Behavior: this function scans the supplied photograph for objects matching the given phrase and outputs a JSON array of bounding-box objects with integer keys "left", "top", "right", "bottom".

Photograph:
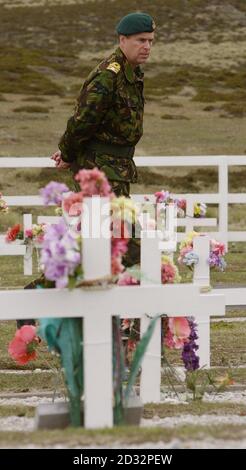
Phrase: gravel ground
[
  {"left": 141, "top": 414, "right": 246, "bottom": 428},
  {"left": 0, "top": 396, "right": 65, "bottom": 406},
  {"left": 211, "top": 317, "right": 246, "bottom": 322},
  {"left": 0, "top": 390, "right": 246, "bottom": 407},
  {"left": 0, "top": 414, "right": 246, "bottom": 449},
  {"left": 1, "top": 438, "right": 246, "bottom": 449},
  {"left": 160, "top": 390, "right": 246, "bottom": 404},
  {"left": 1, "top": 439, "right": 246, "bottom": 449},
  {"left": 1, "top": 412, "right": 246, "bottom": 433}
]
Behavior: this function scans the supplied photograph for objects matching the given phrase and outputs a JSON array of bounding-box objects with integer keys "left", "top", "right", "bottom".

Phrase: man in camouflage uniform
[
  {"left": 18, "top": 14, "right": 155, "bottom": 330},
  {"left": 51, "top": 12, "right": 155, "bottom": 197}
]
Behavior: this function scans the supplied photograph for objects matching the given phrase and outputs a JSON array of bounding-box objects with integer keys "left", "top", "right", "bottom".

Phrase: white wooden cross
[
  {"left": 0, "top": 197, "right": 225, "bottom": 428},
  {"left": 138, "top": 231, "right": 224, "bottom": 404}
]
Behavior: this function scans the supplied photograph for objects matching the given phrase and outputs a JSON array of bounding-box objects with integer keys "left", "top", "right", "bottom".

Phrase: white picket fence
[
  {"left": 2, "top": 154, "right": 246, "bottom": 245},
  {"left": 2, "top": 154, "right": 246, "bottom": 273},
  {"left": 0, "top": 197, "right": 225, "bottom": 428}
]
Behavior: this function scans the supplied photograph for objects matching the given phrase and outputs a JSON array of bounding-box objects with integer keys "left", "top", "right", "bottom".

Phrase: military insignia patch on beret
[{"left": 107, "top": 62, "right": 121, "bottom": 74}]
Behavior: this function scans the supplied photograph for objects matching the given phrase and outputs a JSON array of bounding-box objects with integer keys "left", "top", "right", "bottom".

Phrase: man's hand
[{"left": 51, "top": 150, "right": 70, "bottom": 169}]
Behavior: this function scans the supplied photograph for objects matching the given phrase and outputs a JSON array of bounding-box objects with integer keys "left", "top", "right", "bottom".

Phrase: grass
[
  {"left": 0, "top": 423, "right": 246, "bottom": 448},
  {"left": 211, "top": 321, "right": 246, "bottom": 366},
  {"left": 0, "top": 370, "right": 64, "bottom": 393},
  {"left": 0, "top": 405, "right": 35, "bottom": 418},
  {"left": 12, "top": 106, "right": 50, "bottom": 114},
  {"left": 0, "top": 46, "right": 65, "bottom": 96},
  {"left": 144, "top": 401, "right": 246, "bottom": 418},
  {"left": 222, "top": 308, "right": 246, "bottom": 318},
  {"left": 1, "top": 401, "right": 245, "bottom": 420}
]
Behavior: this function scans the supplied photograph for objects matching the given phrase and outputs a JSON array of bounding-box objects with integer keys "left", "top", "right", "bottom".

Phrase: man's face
[{"left": 119, "top": 32, "right": 154, "bottom": 67}]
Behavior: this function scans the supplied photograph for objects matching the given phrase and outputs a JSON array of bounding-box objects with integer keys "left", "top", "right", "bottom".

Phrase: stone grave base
[{"left": 36, "top": 396, "right": 143, "bottom": 429}]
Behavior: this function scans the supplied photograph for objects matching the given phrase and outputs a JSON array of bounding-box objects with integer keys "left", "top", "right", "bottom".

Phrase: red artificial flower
[
  {"left": 8, "top": 325, "right": 40, "bottom": 365},
  {"left": 5, "top": 224, "right": 22, "bottom": 242}
]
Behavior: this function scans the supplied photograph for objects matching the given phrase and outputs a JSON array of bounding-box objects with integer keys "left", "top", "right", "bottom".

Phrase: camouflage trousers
[{"left": 109, "top": 180, "right": 130, "bottom": 197}]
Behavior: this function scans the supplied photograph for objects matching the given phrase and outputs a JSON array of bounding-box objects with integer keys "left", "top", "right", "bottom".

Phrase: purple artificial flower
[
  {"left": 181, "top": 317, "right": 200, "bottom": 371},
  {"left": 40, "top": 181, "right": 69, "bottom": 206},
  {"left": 40, "top": 220, "right": 81, "bottom": 288},
  {"left": 209, "top": 253, "right": 226, "bottom": 271}
]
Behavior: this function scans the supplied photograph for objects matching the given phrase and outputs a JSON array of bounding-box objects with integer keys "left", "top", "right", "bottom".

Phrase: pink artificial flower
[
  {"left": 24, "top": 229, "right": 33, "bottom": 239},
  {"left": 8, "top": 325, "right": 40, "bottom": 365},
  {"left": 164, "top": 329, "right": 177, "bottom": 349},
  {"left": 63, "top": 192, "right": 83, "bottom": 216},
  {"left": 5, "top": 224, "right": 22, "bottom": 242},
  {"left": 111, "top": 256, "right": 124, "bottom": 275},
  {"left": 111, "top": 220, "right": 129, "bottom": 258},
  {"left": 75, "top": 168, "right": 113, "bottom": 197},
  {"left": 112, "top": 237, "right": 128, "bottom": 258},
  {"left": 177, "top": 199, "right": 186, "bottom": 211},
  {"left": 118, "top": 272, "right": 140, "bottom": 286},
  {"left": 161, "top": 262, "right": 176, "bottom": 284},
  {"left": 35, "top": 234, "right": 45, "bottom": 243},
  {"left": 155, "top": 190, "right": 170, "bottom": 204},
  {"left": 210, "top": 239, "right": 225, "bottom": 256},
  {"left": 164, "top": 317, "right": 191, "bottom": 350}
]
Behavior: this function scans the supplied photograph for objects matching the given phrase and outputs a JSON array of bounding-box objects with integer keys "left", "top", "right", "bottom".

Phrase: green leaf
[{"left": 124, "top": 314, "right": 160, "bottom": 403}]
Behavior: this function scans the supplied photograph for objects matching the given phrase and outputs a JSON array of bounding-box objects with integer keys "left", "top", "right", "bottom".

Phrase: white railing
[{"left": 0, "top": 197, "right": 225, "bottom": 428}]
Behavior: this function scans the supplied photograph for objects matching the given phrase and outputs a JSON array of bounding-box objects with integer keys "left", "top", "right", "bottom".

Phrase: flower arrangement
[
  {"left": 154, "top": 190, "right": 186, "bottom": 217},
  {"left": 5, "top": 223, "right": 47, "bottom": 246},
  {"left": 153, "top": 190, "right": 207, "bottom": 218},
  {"left": 178, "top": 231, "right": 226, "bottom": 271},
  {"left": 0, "top": 193, "right": 8, "bottom": 214},
  {"left": 8, "top": 325, "right": 40, "bottom": 365},
  {"left": 39, "top": 170, "right": 132, "bottom": 289}
]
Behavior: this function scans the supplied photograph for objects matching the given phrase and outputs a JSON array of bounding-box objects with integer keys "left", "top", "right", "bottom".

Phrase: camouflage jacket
[{"left": 59, "top": 47, "right": 145, "bottom": 182}]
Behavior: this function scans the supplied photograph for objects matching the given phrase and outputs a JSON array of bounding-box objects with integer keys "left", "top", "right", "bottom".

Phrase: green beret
[{"left": 116, "top": 12, "right": 156, "bottom": 36}]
